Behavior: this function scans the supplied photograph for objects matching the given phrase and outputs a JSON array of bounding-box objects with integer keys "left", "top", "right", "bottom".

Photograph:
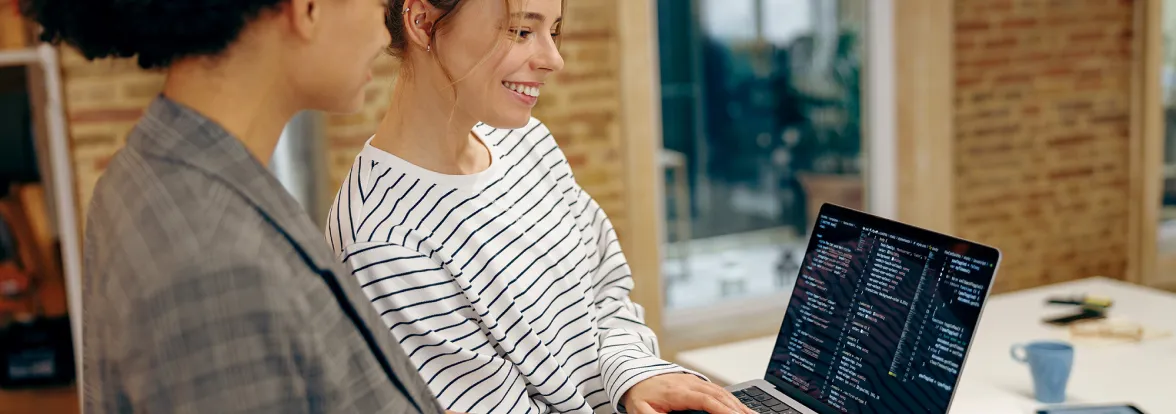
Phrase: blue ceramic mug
[{"left": 1010, "top": 341, "right": 1074, "bottom": 403}]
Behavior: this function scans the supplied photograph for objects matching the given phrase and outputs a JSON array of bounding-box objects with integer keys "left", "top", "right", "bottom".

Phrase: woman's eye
[{"left": 509, "top": 29, "right": 533, "bottom": 40}]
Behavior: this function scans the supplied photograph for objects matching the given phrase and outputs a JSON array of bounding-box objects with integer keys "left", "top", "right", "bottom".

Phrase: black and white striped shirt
[{"left": 326, "top": 118, "right": 694, "bottom": 414}]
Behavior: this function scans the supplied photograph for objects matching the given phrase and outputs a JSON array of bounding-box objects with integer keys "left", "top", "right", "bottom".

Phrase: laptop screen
[{"left": 765, "top": 204, "right": 1000, "bottom": 414}]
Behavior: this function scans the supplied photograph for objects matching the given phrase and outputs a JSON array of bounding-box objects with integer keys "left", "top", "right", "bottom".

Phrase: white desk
[{"left": 674, "top": 277, "right": 1176, "bottom": 413}]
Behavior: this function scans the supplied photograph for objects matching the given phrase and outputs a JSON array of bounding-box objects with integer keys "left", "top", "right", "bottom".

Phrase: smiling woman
[
  {"left": 324, "top": 0, "right": 754, "bottom": 413},
  {"left": 384, "top": 0, "right": 566, "bottom": 130}
]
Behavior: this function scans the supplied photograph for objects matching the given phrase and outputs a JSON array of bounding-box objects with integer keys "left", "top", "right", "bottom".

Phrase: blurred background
[{"left": 1, "top": 0, "right": 1175, "bottom": 412}]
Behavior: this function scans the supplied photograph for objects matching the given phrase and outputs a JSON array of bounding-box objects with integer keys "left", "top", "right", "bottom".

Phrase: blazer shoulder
[{"left": 86, "top": 149, "right": 290, "bottom": 292}]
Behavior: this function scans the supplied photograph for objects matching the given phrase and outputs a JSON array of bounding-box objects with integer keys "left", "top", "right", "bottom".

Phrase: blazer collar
[{"left": 127, "top": 96, "right": 337, "bottom": 271}]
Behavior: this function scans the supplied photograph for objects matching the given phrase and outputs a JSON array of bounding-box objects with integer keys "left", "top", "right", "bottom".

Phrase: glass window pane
[
  {"left": 762, "top": 0, "right": 813, "bottom": 46},
  {"left": 658, "top": 0, "right": 867, "bottom": 310},
  {"left": 1160, "top": 0, "right": 1176, "bottom": 280},
  {"left": 700, "top": 0, "right": 758, "bottom": 42}
]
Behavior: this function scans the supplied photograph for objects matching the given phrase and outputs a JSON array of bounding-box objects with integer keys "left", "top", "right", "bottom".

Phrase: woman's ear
[
  {"left": 287, "top": 0, "right": 320, "bottom": 41},
  {"left": 402, "top": 0, "right": 439, "bottom": 52}
]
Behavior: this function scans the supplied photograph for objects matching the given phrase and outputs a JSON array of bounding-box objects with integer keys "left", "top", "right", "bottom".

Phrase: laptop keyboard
[{"left": 735, "top": 387, "right": 802, "bottom": 414}]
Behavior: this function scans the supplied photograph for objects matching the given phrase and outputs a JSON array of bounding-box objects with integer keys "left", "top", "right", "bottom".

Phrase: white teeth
[{"left": 503, "top": 82, "right": 540, "bottom": 98}]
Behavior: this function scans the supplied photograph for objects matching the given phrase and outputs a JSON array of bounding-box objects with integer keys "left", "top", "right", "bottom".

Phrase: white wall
[{"left": 866, "top": 0, "right": 897, "bottom": 219}]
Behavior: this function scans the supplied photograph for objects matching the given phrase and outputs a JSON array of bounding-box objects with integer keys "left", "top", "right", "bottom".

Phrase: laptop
[{"left": 701, "top": 203, "right": 1001, "bottom": 414}]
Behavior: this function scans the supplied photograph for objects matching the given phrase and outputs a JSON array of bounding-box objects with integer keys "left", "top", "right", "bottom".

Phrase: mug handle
[{"left": 1009, "top": 343, "right": 1028, "bottom": 363}]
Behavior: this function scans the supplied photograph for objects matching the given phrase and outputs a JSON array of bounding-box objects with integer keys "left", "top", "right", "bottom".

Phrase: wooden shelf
[
  {"left": 0, "top": 385, "right": 77, "bottom": 414},
  {"left": 0, "top": 48, "right": 39, "bottom": 68}
]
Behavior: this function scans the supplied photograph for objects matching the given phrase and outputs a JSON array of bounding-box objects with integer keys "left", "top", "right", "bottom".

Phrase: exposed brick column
[{"left": 953, "top": 0, "right": 1134, "bottom": 292}]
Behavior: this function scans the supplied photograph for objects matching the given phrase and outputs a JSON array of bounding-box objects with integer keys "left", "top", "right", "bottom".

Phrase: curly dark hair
[{"left": 19, "top": 0, "right": 288, "bottom": 69}]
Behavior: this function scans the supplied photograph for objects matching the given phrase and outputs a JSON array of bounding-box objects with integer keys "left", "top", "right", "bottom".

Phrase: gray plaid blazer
[{"left": 82, "top": 97, "right": 444, "bottom": 414}]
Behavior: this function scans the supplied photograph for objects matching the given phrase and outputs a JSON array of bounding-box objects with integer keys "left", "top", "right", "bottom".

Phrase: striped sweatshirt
[{"left": 325, "top": 118, "right": 695, "bottom": 414}]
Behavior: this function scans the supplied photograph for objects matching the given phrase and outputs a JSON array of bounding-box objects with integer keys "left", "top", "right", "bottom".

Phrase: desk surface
[{"left": 674, "top": 277, "right": 1176, "bottom": 413}]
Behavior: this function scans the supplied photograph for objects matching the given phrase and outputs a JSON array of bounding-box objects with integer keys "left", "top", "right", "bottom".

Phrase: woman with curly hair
[{"left": 19, "top": 0, "right": 445, "bottom": 413}]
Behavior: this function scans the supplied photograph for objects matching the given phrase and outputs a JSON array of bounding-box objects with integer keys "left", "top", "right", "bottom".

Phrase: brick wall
[
  {"left": 61, "top": 0, "right": 630, "bottom": 239},
  {"left": 59, "top": 50, "right": 164, "bottom": 220},
  {"left": 954, "top": 0, "right": 1134, "bottom": 292}
]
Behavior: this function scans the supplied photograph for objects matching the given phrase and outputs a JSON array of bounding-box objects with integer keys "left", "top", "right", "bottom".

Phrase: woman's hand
[{"left": 620, "top": 373, "right": 756, "bottom": 414}]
